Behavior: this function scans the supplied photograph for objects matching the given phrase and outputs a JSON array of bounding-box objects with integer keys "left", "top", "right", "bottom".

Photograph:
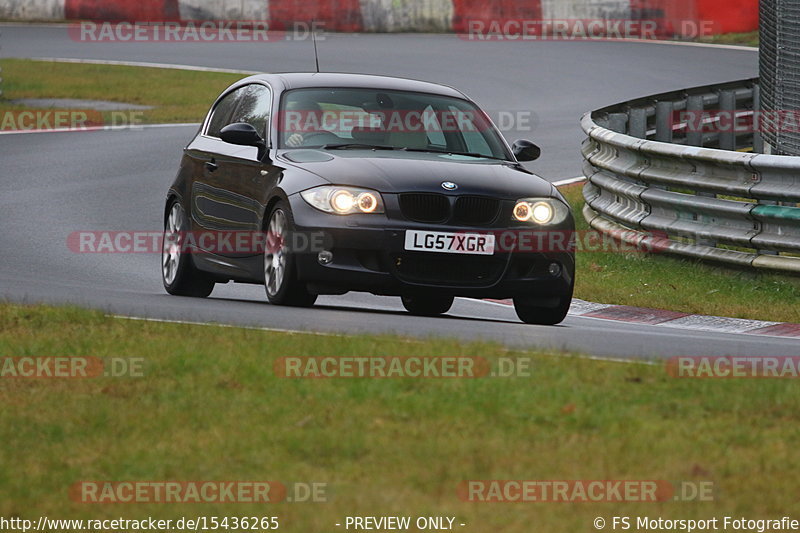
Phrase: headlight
[
  {"left": 513, "top": 198, "right": 569, "bottom": 225},
  {"left": 301, "top": 186, "right": 385, "bottom": 215}
]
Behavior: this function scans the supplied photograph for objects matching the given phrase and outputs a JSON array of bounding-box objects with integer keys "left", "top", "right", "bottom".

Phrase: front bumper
[{"left": 288, "top": 194, "right": 575, "bottom": 300}]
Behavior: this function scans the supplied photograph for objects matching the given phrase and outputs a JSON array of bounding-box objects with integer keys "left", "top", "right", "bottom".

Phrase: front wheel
[
  {"left": 401, "top": 294, "right": 454, "bottom": 317},
  {"left": 162, "top": 201, "right": 215, "bottom": 297},
  {"left": 513, "top": 294, "right": 572, "bottom": 325},
  {"left": 263, "top": 202, "right": 317, "bottom": 307}
]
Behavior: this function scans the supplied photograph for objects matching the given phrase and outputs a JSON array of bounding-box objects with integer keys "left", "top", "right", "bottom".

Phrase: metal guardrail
[{"left": 581, "top": 78, "right": 800, "bottom": 274}]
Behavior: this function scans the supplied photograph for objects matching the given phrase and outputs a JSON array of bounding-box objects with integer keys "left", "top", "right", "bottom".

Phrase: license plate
[{"left": 404, "top": 230, "right": 495, "bottom": 256}]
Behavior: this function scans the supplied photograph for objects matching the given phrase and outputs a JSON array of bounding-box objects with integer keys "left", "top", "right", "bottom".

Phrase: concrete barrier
[
  {"left": 360, "top": 0, "right": 453, "bottom": 32},
  {"left": 0, "top": 0, "right": 758, "bottom": 37},
  {"left": 0, "top": 0, "right": 64, "bottom": 20},
  {"left": 177, "top": 0, "right": 268, "bottom": 22},
  {"left": 65, "top": 0, "right": 179, "bottom": 21}
]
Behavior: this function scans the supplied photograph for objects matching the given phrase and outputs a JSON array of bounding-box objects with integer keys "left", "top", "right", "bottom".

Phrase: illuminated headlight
[
  {"left": 513, "top": 198, "right": 569, "bottom": 225},
  {"left": 301, "top": 186, "right": 385, "bottom": 215}
]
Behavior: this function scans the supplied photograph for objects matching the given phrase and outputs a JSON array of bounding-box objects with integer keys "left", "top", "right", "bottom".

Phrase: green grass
[
  {"left": 563, "top": 184, "right": 800, "bottom": 323},
  {"left": 1, "top": 303, "right": 799, "bottom": 530},
  {"left": 0, "top": 59, "right": 244, "bottom": 124},
  {"left": 698, "top": 31, "right": 759, "bottom": 47}
]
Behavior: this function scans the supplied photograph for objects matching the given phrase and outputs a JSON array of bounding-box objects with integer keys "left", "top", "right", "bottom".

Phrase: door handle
[{"left": 205, "top": 160, "right": 218, "bottom": 172}]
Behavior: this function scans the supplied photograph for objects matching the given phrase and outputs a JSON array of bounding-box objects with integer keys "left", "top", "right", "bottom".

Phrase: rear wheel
[
  {"left": 401, "top": 294, "right": 454, "bottom": 317},
  {"left": 162, "top": 201, "right": 215, "bottom": 297},
  {"left": 513, "top": 294, "right": 572, "bottom": 325},
  {"left": 263, "top": 202, "right": 317, "bottom": 307}
]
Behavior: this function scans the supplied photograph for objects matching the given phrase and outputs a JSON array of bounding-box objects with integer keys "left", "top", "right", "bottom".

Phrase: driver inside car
[{"left": 284, "top": 99, "right": 341, "bottom": 147}]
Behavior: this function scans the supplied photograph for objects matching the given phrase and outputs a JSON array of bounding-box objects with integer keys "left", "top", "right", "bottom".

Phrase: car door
[
  {"left": 186, "top": 85, "right": 245, "bottom": 236},
  {"left": 222, "top": 83, "right": 283, "bottom": 257},
  {"left": 188, "top": 83, "right": 278, "bottom": 257}
]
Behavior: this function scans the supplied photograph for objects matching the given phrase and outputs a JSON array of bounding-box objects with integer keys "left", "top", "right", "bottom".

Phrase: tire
[
  {"left": 161, "top": 201, "right": 215, "bottom": 297},
  {"left": 263, "top": 202, "right": 317, "bottom": 307},
  {"left": 513, "top": 294, "right": 572, "bottom": 325},
  {"left": 401, "top": 294, "right": 454, "bottom": 317}
]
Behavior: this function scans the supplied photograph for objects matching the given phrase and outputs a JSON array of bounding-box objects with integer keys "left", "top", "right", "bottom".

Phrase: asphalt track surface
[{"left": 3, "top": 25, "right": 796, "bottom": 358}]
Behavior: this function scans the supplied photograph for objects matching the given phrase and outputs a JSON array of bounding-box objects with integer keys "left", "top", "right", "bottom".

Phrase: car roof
[{"left": 239, "top": 73, "right": 468, "bottom": 99}]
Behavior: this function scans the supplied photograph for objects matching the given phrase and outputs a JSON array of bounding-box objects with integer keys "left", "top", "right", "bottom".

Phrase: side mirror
[
  {"left": 512, "top": 140, "right": 541, "bottom": 162},
  {"left": 220, "top": 123, "right": 268, "bottom": 157}
]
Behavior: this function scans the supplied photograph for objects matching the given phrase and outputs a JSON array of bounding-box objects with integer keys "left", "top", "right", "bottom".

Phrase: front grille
[
  {"left": 399, "top": 193, "right": 502, "bottom": 226},
  {"left": 399, "top": 193, "right": 450, "bottom": 223},
  {"left": 453, "top": 196, "right": 501, "bottom": 226},
  {"left": 393, "top": 253, "right": 506, "bottom": 286}
]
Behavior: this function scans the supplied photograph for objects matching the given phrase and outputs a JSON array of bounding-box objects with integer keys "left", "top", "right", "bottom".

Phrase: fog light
[
  {"left": 513, "top": 201, "right": 532, "bottom": 222},
  {"left": 548, "top": 262, "right": 562, "bottom": 277},
  {"left": 318, "top": 251, "right": 333, "bottom": 265},
  {"left": 357, "top": 192, "right": 379, "bottom": 213}
]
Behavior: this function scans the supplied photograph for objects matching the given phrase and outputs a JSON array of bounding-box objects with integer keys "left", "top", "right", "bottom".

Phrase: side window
[
  {"left": 230, "top": 84, "right": 272, "bottom": 138},
  {"left": 206, "top": 88, "right": 243, "bottom": 138}
]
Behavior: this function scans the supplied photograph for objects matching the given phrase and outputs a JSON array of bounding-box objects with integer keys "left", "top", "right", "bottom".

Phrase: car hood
[{"left": 278, "top": 149, "right": 555, "bottom": 199}]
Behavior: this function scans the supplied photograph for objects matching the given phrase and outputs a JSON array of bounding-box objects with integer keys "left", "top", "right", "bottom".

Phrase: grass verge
[
  {"left": 1, "top": 303, "right": 799, "bottom": 530},
  {"left": 562, "top": 184, "right": 800, "bottom": 323},
  {"left": 698, "top": 31, "right": 759, "bottom": 48},
  {"left": 0, "top": 59, "right": 244, "bottom": 124}
]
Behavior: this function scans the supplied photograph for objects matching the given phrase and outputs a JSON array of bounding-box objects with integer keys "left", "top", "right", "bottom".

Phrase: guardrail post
[
  {"left": 694, "top": 90, "right": 720, "bottom": 234},
  {"left": 752, "top": 83, "right": 764, "bottom": 154},
  {"left": 755, "top": 198, "right": 780, "bottom": 256},
  {"left": 686, "top": 94, "right": 704, "bottom": 147},
  {"left": 655, "top": 101, "right": 673, "bottom": 143},
  {"left": 628, "top": 108, "right": 647, "bottom": 139},
  {"left": 695, "top": 193, "right": 718, "bottom": 248},
  {"left": 608, "top": 113, "right": 628, "bottom": 134},
  {"left": 718, "top": 89, "right": 736, "bottom": 151}
]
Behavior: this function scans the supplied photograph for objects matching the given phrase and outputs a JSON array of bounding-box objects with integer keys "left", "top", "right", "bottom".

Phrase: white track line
[
  {"left": 31, "top": 57, "right": 260, "bottom": 74},
  {"left": 111, "top": 315, "right": 347, "bottom": 337},
  {"left": 0, "top": 123, "right": 199, "bottom": 136},
  {"left": 570, "top": 37, "right": 757, "bottom": 52},
  {"left": 109, "top": 314, "right": 655, "bottom": 365},
  {"left": 553, "top": 176, "right": 586, "bottom": 187}
]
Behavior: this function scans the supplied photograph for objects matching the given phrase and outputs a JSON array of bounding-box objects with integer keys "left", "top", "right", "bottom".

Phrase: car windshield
[{"left": 278, "top": 87, "right": 511, "bottom": 160}]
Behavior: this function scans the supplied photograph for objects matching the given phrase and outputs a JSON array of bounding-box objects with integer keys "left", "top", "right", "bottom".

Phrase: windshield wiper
[
  {"left": 400, "top": 147, "right": 509, "bottom": 162},
  {"left": 320, "top": 143, "right": 398, "bottom": 151}
]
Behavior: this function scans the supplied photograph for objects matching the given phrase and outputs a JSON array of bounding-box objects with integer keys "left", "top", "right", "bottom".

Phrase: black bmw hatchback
[{"left": 162, "top": 73, "right": 575, "bottom": 325}]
